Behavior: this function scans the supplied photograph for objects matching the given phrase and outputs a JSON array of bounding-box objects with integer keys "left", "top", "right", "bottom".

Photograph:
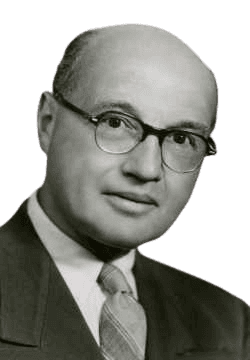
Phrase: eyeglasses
[{"left": 53, "top": 91, "right": 217, "bottom": 173}]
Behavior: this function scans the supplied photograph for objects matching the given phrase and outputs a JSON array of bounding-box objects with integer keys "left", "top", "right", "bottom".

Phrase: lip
[
  {"left": 104, "top": 192, "right": 158, "bottom": 216},
  {"left": 104, "top": 191, "right": 158, "bottom": 206}
]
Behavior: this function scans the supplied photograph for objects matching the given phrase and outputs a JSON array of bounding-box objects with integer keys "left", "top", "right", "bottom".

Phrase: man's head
[{"left": 38, "top": 24, "right": 217, "bottom": 252}]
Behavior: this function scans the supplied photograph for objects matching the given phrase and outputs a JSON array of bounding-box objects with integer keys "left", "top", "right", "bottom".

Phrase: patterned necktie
[{"left": 97, "top": 263, "right": 147, "bottom": 360}]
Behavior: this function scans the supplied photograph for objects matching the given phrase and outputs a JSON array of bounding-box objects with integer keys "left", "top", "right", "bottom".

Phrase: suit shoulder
[
  {"left": 137, "top": 251, "right": 248, "bottom": 309},
  {"left": 0, "top": 201, "right": 43, "bottom": 268}
]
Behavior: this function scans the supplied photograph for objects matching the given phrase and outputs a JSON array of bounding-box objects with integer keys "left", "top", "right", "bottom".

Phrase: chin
[
  {"left": 93, "top": 224, "right": 166, "bottom": 250},
  {"left": 74, "top": 209, "right": 173, "bottom": 251}
]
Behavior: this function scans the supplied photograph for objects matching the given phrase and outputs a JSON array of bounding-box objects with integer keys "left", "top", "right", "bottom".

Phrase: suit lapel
[
  {"left": 0, "top": 202, "right": 50, "bottom": 346},
  {"left": 0, "top": 202, "right": 103, "bottom": 360},
  {"left": 41, "top": 255, "right": 103, "bottom": 360},
  {"left": 134, "top": 251, "right": 196, "bottom": 360}
]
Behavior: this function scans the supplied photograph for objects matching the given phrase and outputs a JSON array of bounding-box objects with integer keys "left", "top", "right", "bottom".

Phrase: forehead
[{"left": 71, "top": 27, "right": 217, "bottom": 131}]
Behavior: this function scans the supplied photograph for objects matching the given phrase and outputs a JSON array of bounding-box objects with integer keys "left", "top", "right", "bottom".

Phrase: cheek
[
  {"left": 46, "top": 122, "right": 95, "bottom": 198},
  {"left": 173, "top": 172, "right": 199, "bottom": 198},
  {"left": 160, "top": 169, "right": 200, "bottom": 221},
  {"left": 141, "top": 173, "right": 198, "bottom": 241},
  {"left": 47, "top": 124, "right": 117, "bottom": 208}
]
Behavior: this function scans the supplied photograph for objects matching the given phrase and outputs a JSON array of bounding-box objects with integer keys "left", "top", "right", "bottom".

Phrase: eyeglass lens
[{"left": 95, "top": 112, "right": 207, "bottom": 173}]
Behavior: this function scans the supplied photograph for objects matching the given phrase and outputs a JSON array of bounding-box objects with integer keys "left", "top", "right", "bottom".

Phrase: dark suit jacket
[{"left": 0, "top": 202, "right": 249, "bottom": 360}]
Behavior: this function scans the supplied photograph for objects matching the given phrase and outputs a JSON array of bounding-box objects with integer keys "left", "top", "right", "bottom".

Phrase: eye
[
  {"left": 172, "top": 131, "right": 195, "bottom": 145},
  {"left": 107, "top": 117, "right": 122, "bottom": 128},
  {"left": 99, "top": 112, "right": 139, "bottom": 131},
  {"left": 172, "top": 132, "right": 188, "bottom": 144}
]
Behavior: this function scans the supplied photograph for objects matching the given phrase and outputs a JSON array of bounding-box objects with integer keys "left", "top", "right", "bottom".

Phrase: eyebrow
[
  {"left": 92, "top": 101, "right": 211, "bottom": 134},
  {"left": 166, "top": 120, "right": 210, "bottom": 133},
  {"left": 92, "top": 101, "right": 140, "bottom": 118}
]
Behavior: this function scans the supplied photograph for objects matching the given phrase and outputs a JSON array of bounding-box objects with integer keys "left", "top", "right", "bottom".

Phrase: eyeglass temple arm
[
  {"left": 207, "top": 137, "right": 217, "bottom": 155},
  {"left": 53, "top": 91, "right": 96, "bottom": 122}
]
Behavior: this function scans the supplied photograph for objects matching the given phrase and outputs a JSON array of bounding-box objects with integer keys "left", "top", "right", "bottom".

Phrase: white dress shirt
[{"left": 27, "top": 192, "right": 137, "bottom": 344}]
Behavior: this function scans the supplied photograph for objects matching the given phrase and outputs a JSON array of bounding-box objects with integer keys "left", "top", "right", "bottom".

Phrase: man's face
[{"left": 39, "top": 28, "right": 217, "bottom": 249}]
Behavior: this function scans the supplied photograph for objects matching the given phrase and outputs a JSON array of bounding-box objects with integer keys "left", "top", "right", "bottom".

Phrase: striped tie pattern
[{"left": 98, "top": 263, "right": 147, "bottom": 360}]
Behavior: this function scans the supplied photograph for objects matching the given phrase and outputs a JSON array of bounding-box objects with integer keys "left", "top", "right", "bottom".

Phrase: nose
[{"left": 121, "top": 135, "right": 163, "bottom": 182}]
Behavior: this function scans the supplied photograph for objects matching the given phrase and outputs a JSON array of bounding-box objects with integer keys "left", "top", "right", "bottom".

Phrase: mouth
[
  {"left": 104, "top": 191, "right": 158, "bottom": 215},
  {"left": 111, "top": 191, "right": 158, "bottom": 205}
]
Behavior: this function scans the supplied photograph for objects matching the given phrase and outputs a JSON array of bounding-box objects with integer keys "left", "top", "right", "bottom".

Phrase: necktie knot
[{"left": 97, "top": 263, "right": 133, "bottom": 296}]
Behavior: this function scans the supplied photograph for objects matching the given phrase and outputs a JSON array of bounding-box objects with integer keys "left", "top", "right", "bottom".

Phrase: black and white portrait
[{"left": 0, "top": 2, "right": 249, "bottom": 359}]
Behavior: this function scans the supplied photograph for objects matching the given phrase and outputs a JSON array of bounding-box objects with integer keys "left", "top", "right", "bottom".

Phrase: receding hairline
[
  {"left": 53, "top": 24, "right": 218, "bottom": 131},
  {"left": 79, "top": 24, "right": 214, "bottom": 59},
  {"left": 67, "top": 24, "right": 214, "bottom": 69},
  {"left": 53, "top": 24, "right": 217, "bottom": 91}
]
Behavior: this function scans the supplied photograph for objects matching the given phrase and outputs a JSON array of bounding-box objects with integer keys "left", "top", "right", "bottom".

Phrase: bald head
[{"left": 53, "top": 24, "right": 217, "bottom": 130}]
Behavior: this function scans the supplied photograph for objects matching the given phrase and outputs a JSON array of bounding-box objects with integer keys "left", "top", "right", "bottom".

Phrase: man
[{"left": 0, "top": 24, "right": 249, "bottom": 360}]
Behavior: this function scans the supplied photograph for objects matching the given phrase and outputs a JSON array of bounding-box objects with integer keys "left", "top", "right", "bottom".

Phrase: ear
[{"left": 37, "top": 92, "right": 58, "bottom": 154}]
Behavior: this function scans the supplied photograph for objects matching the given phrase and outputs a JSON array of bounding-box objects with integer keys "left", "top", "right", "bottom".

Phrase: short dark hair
[{"left": 53, "top": 29, "right": 98, "bottom": 97}]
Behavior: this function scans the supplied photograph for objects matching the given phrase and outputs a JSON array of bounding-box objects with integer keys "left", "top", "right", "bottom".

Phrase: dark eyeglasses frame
[{"left": 53, "top": 91, "right": 217, "bottom": 158}]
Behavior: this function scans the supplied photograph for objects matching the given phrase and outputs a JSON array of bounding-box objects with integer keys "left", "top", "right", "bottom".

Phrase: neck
[{"left": 37, "top": 188, "right": 130, "bottom": 262}]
